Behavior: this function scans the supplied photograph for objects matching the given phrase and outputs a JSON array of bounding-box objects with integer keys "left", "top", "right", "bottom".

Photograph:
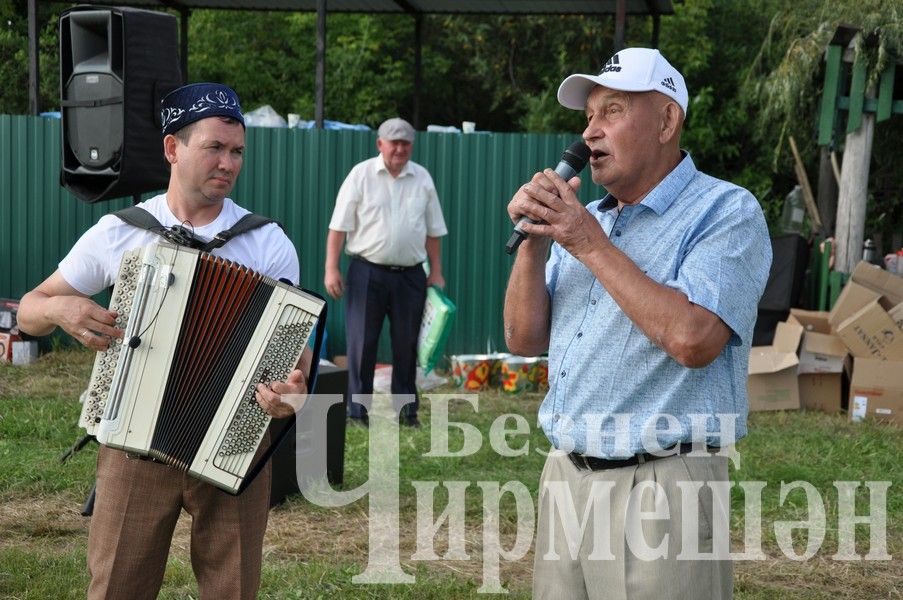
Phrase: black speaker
[
  {"left": 269, "top": 366, "right": 348, "bottom": 507},
  {"left": 753, "top": 234, "right": 810, "bottom": 345},
  {"left": 59, "top": 6, "right": 182, "bottom": 203},
  {"left": 758, "top": 234, "right": 810, "bottom": 312}
]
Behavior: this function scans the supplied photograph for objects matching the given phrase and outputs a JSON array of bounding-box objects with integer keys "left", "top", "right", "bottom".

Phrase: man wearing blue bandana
[
  {"left": 504, "top": 49, "right": 771, "bottom": 599},
  {"left": 19, "top": 83, "right": 304, "bottom": 599}
]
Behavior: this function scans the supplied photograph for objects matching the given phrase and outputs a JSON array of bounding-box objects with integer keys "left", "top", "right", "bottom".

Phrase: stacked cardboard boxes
[
  {"left": 829, "top": 262, "right": 903, "bottom": 425},
  {"left": 789, "top": 309, "right": 847, "bottom": 414},
  {"left": 746, "top": 262, "right": 903, "bottom": 425}
]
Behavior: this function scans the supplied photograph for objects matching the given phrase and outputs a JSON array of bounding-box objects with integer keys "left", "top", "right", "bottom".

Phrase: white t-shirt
[
  {"left": 59, "top": 194, "right": 300, "bottom": 295},
  {"left": 328, "top": 156, "right": 447, "bottom": 266}
]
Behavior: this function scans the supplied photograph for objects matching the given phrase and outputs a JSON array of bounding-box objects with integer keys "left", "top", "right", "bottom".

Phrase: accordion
[{"left": 79, "top": 241, "right": 325, "bottom": 494}]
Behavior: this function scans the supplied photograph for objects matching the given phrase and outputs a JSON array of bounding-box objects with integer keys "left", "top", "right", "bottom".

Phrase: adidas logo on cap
[
  {"left": 661, "top": 76, "right": 677, "bottom": 93},
  {"left": 599, "top": 54, "right": 621, "bottom": 74}
]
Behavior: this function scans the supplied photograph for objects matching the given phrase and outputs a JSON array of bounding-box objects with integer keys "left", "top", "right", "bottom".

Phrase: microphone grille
[{"left": 561, "top": 141, "right": 591, "bottom": 171}]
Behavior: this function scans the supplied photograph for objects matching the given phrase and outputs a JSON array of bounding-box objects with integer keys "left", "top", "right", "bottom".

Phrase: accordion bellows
[{"left": 80, "top": 242, "right": 325, "bottom": 493}]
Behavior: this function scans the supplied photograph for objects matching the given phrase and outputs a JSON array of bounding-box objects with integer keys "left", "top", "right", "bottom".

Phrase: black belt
[
  {"left": 567, "top": 443, "right": 716, "bottom": 471},
  {"left": 352, "top": 256, "right": 421, "bottom": 273}
]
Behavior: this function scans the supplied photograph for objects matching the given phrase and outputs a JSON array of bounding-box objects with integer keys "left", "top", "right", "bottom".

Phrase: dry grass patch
[{"left": 0, "top": 347, "right": 93, "bottom": 399}]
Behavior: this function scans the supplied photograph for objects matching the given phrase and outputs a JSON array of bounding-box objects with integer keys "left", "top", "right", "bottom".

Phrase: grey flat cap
[{"left": 377, "top": 117, "right": 415, "bottom": 142}]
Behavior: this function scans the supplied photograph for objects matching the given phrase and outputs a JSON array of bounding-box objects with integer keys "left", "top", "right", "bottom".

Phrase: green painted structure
[
  {"left": 818, "top": 32, "right": 903, "bottom": 145},
  {"left": 0, "top": 115, "right": 605, "bottom": 359}
]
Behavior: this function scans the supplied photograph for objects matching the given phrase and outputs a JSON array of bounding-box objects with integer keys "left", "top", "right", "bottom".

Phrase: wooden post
[
  {"left": 817, "top": 146, "right": 838, "bottom": 234},
  {"left": 788, "top": 136, "right": 823, "bottom": 235},
  {"left": 835, "top": 110, "right": 874, "bottom": 273}
]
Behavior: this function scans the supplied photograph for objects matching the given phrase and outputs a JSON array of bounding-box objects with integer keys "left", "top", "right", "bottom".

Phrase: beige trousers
[
  {"left": 533, "top": 450, "right": 733, "bottom": 600},
  {"left": 87, "top": 445, "right": 271, "bottom": 600}
]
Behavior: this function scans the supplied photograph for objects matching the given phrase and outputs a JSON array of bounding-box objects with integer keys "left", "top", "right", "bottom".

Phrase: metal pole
[
  {"left": 180, "top": 8, "right": 189, "bottom": 82},
  {"left": 28, "top": 0, "right": 41, "bottom": 115},
  {"left": 651, "top": 13, "right": 660, "bottom": 48},
  {"left": 413, "top": 14, "right": 422, "bottom": 129},
  {"left": 315, "top": 0, "right": 326, "bottom": 128},
  {"left": 614, "top": 0, "right": 626, "bottom": 52}
]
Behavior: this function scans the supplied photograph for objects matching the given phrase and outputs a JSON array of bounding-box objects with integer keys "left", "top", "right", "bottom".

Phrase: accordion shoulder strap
[
  {"left": 201, "top": 213, "right": 285, "bottom": 252},
  {"left": 112, "top": 206, "right": 170, "bottom": 237},
  {"left": 112, "top": 206, "right": 284, "bottom": 251}
]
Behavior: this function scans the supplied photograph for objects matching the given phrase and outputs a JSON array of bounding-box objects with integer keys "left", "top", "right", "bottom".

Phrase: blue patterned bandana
[{"left": 160, "top": 82, "right": 244, "bottom": 136}]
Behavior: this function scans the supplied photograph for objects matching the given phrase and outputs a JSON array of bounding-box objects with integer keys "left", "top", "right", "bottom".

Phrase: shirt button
[
  {"left": 590, "top": 299, "right": 597, "bottom": 305},
  {"left": 560, "top": 370, "right": 567, "bottom": 378},
  {"left": 615, "top": 229, "right": 622, "bottom": 236},
  {"left": 554, "top": 414, "right": 560, "bottom": 422},
  {"left": 577, "top": 332, "right": 583, "bottom": 338}
]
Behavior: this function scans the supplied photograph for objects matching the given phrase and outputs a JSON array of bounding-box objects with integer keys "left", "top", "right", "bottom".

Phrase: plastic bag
[
  {"left": 418, "top": 285, "right": 456, "bottom": 372},
  {"left": 243, "top": 105, "right": 287, "bottom": 128}
]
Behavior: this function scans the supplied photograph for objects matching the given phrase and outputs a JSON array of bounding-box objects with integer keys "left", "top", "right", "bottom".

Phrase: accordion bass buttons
[{"left": 79, "top": 249, "right": 143, "bottom": 434}]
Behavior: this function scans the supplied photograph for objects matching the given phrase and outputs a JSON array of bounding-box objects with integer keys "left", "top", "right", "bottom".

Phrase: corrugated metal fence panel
[
  {"left": 0, "top": 115, "right": 134, "bottom": 304},
  {"left": 413, "top": 131, "right": 605, "bottom": 355},
  {"left": 0, "top": 115, "right": 604, "bottom": 359}
]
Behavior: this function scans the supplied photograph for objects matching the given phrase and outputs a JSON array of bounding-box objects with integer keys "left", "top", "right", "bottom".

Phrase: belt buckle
[{"left": 388, "top": 265, "right": 404, "bottom": 272}]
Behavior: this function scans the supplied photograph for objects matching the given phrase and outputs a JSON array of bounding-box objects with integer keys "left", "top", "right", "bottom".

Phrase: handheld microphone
[{"left": 505, "top": 141, "right": 591, "bottom": 254}]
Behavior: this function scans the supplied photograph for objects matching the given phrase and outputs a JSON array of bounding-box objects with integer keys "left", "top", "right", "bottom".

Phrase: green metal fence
[{"left": 0, "top": 115, "right": 605, "bottom": 360}]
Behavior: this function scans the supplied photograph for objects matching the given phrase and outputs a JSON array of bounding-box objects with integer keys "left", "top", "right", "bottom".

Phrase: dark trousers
[{"left": 344, "top": 258, "right": 427, "bottom": 419}]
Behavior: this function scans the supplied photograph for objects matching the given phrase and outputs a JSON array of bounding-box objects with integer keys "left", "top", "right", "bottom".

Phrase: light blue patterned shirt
[{"left": 540, "top": 153, "right": 771, "bottom": 458}]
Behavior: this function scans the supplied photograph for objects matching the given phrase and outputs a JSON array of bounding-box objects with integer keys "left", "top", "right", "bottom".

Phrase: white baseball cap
[{"left": 557, "top": 47, "right": 688, "bottom": 115}]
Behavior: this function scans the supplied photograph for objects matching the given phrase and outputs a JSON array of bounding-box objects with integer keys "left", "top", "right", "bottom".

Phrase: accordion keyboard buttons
[{"left": 217, "top": 318, "right": 312, "bottom": 458}]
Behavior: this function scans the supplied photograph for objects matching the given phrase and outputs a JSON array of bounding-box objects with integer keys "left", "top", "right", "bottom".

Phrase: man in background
[{"left": 325, "top": 117, "right": 447, "bottom": 427}]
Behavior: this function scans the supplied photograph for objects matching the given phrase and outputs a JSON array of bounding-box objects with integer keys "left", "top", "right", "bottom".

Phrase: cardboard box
[
  {"left": 787, "top": 310, "right": 846, "bottom": 412},
  {"left": 836, "top": 298, "right": 903, "bottom": 361},
  {"left": 829, "top": 261, "right": 903, "bottom": 328},
  {"left": 0, "top": 332, "right": 21, "bottom": 363},
  {"left": 788, "top": 309, "right": 847, "bottom": 372},
  {"left": 848, "top": 262, "right": 903, "bottom": 305},
  {"left": 799, "top": 373, "right": 842, "bottom": 413},
  {"left": 829, "top": 282, "right": 882, "bottom": 328},
  {"left": 849, "top": 357, "right": 903, "bottom": 426},
  {"left": 890, "top": 303, "right": 903, "bottom": 331},
  {"left": 789, "top": 308, "right": 834, "bottom": 334},
  {"left": 747, "top": 320, "right": 802, "bottom": 411},
  {"left": 798, "top": 331, "right": 847, "bottom": 373}
]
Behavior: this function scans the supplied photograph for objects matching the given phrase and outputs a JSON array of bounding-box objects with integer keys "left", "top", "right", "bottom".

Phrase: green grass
[{"left": 1, "top": 349, "right": 901, "bottom": 598}]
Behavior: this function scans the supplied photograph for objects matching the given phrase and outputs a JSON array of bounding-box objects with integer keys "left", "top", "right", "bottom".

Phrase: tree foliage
[
  {"left": 742, "top": 0, "right": 903, "bottom": 245},
  {"left": 0, "top": 1, "right": 63, "bottom": 113},
  {"left": 1, "top": 0, "right": 900, "bottom": 245}
]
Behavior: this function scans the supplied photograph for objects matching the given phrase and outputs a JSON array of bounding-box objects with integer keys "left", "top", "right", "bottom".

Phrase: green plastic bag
[{"left": 418, "top": 285, "right": 456, "bottom": 372}]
